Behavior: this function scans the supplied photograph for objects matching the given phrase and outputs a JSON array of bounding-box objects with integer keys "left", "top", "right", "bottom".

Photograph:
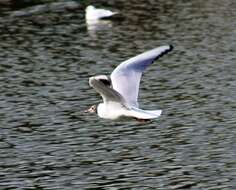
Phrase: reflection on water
[
  {"left": 86, "top": 20, "right": 113, "bottom": 38},
  {"left": 0, "top": 0, "right": 235, "bottom": 189}
]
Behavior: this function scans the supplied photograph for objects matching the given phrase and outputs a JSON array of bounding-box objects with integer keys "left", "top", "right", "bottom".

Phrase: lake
[{"left": 0, "top": 0, "right": 235, "bottom": 189}]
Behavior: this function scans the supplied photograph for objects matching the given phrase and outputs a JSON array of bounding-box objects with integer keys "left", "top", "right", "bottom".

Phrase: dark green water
[{"left": 0, "top": 0, "right": 235, "bottom": 189}]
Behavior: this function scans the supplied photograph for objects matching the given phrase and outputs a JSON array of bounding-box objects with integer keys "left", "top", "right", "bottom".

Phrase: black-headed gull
[
  {"left": 86, "top": 45, "right": 173, "bottom": 121},
  {"left": 85, "top": 5, "right": 117, "bottom": 21}
]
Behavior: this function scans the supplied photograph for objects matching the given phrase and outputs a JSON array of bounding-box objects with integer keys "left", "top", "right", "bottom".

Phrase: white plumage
[
  {"left": 85, "top": 5, "right": 117, "bottom": 21},
  {"left": 88, "top": 45, "right": 174, "bottom": 120}
]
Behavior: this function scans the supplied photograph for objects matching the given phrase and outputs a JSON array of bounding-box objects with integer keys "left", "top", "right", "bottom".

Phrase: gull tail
[
  {"left": 127, "top": 107, "right": 162, "bottom": 119},
  {"left": 101, "top": 11, "right": 118, "bottom": 20}
]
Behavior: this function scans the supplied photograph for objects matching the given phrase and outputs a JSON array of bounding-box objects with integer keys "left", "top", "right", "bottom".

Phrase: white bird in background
[
  {"left": 85, "top": 45, "right": 174, "bottom": 121},
  {"left": 85, "top": 5, "right": 118, "bottom": 21}
]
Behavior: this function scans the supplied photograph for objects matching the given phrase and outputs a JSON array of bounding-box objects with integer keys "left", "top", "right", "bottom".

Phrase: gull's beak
[
  {"left": 84, "top": 108, "right": 89, "bottom": 113},
  {"left": 84, "top": 105, "right": 96, "bottom": 113}
]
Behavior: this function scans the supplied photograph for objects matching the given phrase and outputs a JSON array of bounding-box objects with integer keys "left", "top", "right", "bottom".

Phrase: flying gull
[{"left": 86, "top": 45, "right": 173, "bottom": 121}]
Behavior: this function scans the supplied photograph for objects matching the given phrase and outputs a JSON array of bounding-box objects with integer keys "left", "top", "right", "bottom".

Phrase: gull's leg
[{"left": 134, "top": 118, "right": 151, "bottom": 123}]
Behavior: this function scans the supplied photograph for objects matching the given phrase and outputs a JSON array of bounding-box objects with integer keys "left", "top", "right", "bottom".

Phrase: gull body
[
  {"left": 88, "top": 45, "right": 173, "bottom": 120},
  {"left": 85, "top": 5, "right": 117, "bottom": 21},
  {"left": 97, "top": 102, "right": 128, "bottom": 120}
]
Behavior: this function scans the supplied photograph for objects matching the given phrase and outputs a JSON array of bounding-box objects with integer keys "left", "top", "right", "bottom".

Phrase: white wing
[
  {"left": 95, "top": 9, "right": 116, "bottom": 19},
  {"left": 110, "top": 45, "right": 173, "bottom": 107}
]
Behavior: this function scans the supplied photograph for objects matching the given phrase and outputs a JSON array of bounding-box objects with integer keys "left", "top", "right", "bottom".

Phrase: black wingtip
[
  {"left": 153, "top": 45, "right": 174, "bottom": 62},
  {"left": 169, "top": 44, "right": 174, "bottom": 51}
]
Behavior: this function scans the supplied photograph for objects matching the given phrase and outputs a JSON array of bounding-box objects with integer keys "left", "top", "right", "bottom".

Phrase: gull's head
[
  {"left": 89, "top": 75, "right": 112, "bottom": 87},
  {"left": 98, "top": 75, "right": 112, "bottom": 87},
  {"left": 86, "top": 5, "right": 95, "bottom": 12},
  {"left": 84, "top": 104, "right": 97, "bottom": 113}
]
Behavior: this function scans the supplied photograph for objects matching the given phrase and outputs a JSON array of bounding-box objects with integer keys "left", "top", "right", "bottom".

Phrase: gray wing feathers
[
  {"left": 114, "top": 45, "right": 173, "bottom": 72},
  {"left": 111, "top": 45, "right": 173, "bottom": 107},
  {"left": 89, "top": 76, "right": 126, "bottom": 104}
]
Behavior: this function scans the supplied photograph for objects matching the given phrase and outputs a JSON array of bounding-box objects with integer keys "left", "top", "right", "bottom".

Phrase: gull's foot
[{"left": 135, "top": 118, "right": 151, "bottom": 123}]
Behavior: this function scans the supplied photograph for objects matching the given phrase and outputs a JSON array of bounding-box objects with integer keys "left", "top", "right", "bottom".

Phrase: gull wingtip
[{"left": 89, "top": 76, "right": 95, "bottom": 86}]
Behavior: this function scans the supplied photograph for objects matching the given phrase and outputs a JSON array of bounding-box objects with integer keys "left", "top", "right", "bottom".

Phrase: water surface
[{"left": 0, "top": 0, "right": 235, "bottom": 189}]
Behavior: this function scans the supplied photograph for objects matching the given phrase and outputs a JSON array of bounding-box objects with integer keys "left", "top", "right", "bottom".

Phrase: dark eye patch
[{"left": 99, "top": 79, "right": 111, "bottom": 86}]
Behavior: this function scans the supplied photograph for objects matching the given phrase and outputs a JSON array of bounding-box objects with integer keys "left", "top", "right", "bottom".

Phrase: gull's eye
[{"left": 99, "top": 79, "right": 111, "bottom": 86}]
